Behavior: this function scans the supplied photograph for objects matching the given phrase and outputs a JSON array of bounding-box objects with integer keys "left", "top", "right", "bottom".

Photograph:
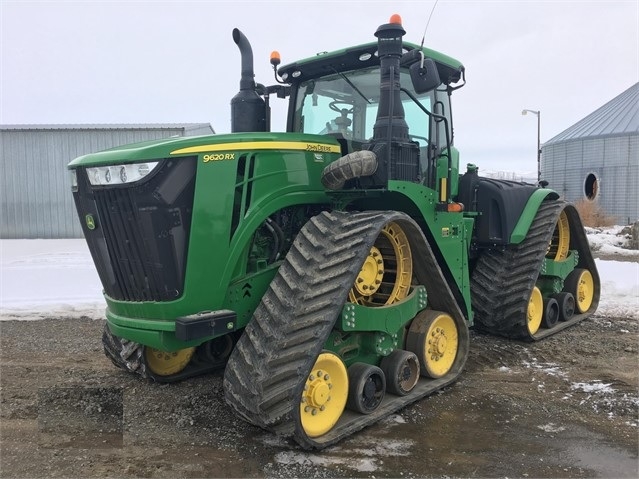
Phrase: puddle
[{"left": 263, "top": 394, "right": 639, "bottom": 478}]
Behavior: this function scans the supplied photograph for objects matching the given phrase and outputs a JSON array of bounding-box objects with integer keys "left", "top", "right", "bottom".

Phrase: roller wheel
[
  {"left": 349, "top": 222, "right": 412, "bottom": 306},
  {"left": 380, "top": 350, "right": 420, "bottom": 396},
  {"left": 346, "top": 363, "right": 386, "bottom": 414},
  {"left": 542, "top": 297, "right": 559, "bottom": 329},
  {"left": 144, "top": 347, "right": 195, "bottom": 377},
  {"left": 406, "top": 310, "right": 459, "bottom": 378},
  {"left": 554, "top": 292, "right": 575, "bottom": 321},
  {"left": 527, "top": 286, "right": 543, "bottom": 335},
  {"left": 565, "top": 268, "right": 595, "bottom": 313},
  {"left": 299, "top": 352, "right": 349, "bottom": 438}
]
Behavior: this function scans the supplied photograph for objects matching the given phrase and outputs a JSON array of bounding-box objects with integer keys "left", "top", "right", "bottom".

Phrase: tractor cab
[
  {"left": 232, "top": 20, "right": 465, "bottom": 193},
  {"left": 278, "top": 41, "right": 465, "bottom": 190}
]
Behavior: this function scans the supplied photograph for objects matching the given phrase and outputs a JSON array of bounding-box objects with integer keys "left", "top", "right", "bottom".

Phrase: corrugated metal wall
[
  {"left": 1, "top": 125, "right": 214, "bottom": 239},
  {"left": 542, "top": 134, "right": 639, "bottom": 224}
]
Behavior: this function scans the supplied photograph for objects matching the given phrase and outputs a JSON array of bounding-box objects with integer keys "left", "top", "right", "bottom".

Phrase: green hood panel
[{"left": 67, "top": 132, "right": 341, "bottom": 168}]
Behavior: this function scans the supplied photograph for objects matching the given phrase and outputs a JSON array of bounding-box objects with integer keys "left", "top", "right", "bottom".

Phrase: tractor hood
[{"left": 67, "top": 132, "right": 342, "bottom": 168}]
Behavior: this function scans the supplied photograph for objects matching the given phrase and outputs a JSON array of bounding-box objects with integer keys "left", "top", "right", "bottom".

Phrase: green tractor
[{"left": 68, "top": 15, "right": 599, "bottom": 449}]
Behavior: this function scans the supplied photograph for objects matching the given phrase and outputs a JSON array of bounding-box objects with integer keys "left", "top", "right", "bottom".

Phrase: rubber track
[
  {"left": 470, "top": 199, "right": 600, "bottom": 341},
  {"left": 223, "top": 210, "right": 470, "bottom": 449},
  {"left": 101, "top": 324, "right": 227, "bottom": 383}
]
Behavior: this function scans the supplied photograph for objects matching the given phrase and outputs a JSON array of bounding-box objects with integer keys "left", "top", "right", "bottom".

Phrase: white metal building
[
  {"left": 541, "top": 83, "right": 639, "bottom": 224},
  {"left": 1, "top": 124, "right": 214, "bottom": 239}
]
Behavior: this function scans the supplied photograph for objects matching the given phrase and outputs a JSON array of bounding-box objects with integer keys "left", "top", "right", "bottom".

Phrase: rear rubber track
[
  {"left": 223, "top": 210, "right": 469, "bottom": 449},
  {"left": 470, "top": 199, "right": 600, "bottom": 340}
]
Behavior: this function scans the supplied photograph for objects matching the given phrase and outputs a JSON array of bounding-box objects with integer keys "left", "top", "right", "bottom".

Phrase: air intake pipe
[
  {"left": 360, "top": 14, "right": 420, "bottom": 187},
  {"left": 231, "top": 28, "right": 266, "bottom": 132},
  {"left": 371, "top": 14, "right": 409, "bottom": 142}
]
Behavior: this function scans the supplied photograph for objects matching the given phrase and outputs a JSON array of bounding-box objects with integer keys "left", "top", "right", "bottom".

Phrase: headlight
[
  {"left": 70, "top": 169, "right": 78, "bottom": 190},
  {"left": 86, "top": 161, "right": 160, "bottom": 186}
]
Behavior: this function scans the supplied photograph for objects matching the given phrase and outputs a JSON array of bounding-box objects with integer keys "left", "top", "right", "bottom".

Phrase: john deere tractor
[{"left": 68, "top": 15, "right": 599, "bottom": 449}]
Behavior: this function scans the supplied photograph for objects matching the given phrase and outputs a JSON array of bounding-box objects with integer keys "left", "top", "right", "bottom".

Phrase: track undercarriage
[
  {"left": 471, "top": 199, "right": 600, "bottom": 341},
  {"left": 223, "top": 210, "right": 470, "bottom": 449},
  {"left": 101, "top": 200, "right": 600, "bottom": 448}
]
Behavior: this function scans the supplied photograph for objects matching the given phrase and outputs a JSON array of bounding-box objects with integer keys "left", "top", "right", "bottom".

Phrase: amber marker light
[
  {"left": 447, "top": 203, "right": 464, "bottom": 213},
  {"left": 270, "top": 51, "right": 281, "bottom": 67},
  {"left": 389, "top": 14, "right": 402, "bottom": 24}
]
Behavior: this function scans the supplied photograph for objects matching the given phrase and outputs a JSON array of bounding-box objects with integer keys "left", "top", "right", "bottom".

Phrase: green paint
[
  {"left": 68, "top": 32, "right": 562, "bottom": 366},
  {"left": 339, "top": 286, "right": 427, "bottom": 334},
  {"left": 510, "top": 189, "right": 556, "bottom": 243}
]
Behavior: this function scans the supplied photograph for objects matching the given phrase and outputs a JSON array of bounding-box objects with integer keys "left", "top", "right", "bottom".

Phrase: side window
[
  {"left": 364, "top": 96, "right": 432, "bottom": 143},
  {"left": 403, "top": 96, "right": 431, "bottom": 147}
]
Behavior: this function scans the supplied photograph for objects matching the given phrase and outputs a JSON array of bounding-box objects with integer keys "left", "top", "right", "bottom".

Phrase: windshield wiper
[{"left": 331, "top": 67, "right": 371, "bottom": 105}]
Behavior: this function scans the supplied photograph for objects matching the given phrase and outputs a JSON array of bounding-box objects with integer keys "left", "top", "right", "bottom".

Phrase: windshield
[{"left": 291, "top": 66, "right": 446, "bottom": 152}]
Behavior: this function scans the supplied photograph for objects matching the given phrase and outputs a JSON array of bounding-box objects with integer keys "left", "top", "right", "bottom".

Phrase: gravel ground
[{"left": 1, "top": 312, "right": 637, "bottom": 478}]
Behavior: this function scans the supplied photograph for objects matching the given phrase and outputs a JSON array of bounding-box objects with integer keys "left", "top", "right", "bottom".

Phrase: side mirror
[{"left": 409, "top": 57, "right": 441, "bottom": 94}]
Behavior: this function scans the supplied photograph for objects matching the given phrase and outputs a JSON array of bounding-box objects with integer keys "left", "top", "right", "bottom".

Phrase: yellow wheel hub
[
  {"left": 352, "top": 246, "right": 384, "bottom": 296},
  {"left": 349, "top": 222, "right": 412, "bottom": 306},
  {"left": 547, "top": 210, "right": 570, "bottom": 261},
  {"left": 527, "top": 286, "right": 543, "bottom": 335},
  {"left": 574, "top": 269, "right": 594, "bottom": 313},
  {"left": 425, "top": 313, "right": 458, "bottom": 378},
  {"left": 144, "top": 346, "right": 195, "bottom": 376},
  {"left": 406, "top": 310, "right": 459, "bottom": 379},
  {"left": 300, "top": 352, "right": 348, "bottom": 438}
]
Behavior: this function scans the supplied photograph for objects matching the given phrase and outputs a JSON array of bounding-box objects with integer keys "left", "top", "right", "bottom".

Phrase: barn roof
[{"left": 1, "top": 123, "right": 214, "bottom": 133}]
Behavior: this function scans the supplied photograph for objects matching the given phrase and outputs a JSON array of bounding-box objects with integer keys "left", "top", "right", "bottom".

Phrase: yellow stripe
[
  {"left": 170, "top": 141, "right": 341, "bottom": 155},
  {"left": 440, "top": 178, "right": 447, "bottom": 202}
]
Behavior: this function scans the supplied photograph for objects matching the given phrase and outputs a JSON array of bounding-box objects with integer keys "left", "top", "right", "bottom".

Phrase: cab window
[{"left": 292, "top": 66, "right": 442, "bottom": 153}]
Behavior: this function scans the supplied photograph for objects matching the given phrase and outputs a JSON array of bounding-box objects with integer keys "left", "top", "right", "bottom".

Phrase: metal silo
[{"left": 541, "top": 83, "right": 639, "bottom": 224}]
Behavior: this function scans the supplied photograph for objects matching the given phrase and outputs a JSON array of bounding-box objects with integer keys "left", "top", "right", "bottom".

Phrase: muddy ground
[{"left": 1, "top": 312, "right": 637, "bottom": 478}]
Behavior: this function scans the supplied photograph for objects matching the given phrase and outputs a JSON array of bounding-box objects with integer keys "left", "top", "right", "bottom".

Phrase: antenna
[{"left": 420, "top": 0, "right": 440, "bottom": 49}]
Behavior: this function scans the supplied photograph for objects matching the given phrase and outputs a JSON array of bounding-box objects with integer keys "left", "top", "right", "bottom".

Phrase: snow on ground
[
  {"left": 586, "top": 224, "right": 639, "bottom": 260},
  {"left": 0, "top": 226, "right": 637, "bottom": 320},
  {"left": 0, "top": 239, "right": 104, "bottom": 320}
]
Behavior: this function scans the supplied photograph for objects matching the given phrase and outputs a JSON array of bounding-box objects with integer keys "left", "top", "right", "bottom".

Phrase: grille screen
[{"left": 73, "top": 157, "right": 197, "bottom": 302}]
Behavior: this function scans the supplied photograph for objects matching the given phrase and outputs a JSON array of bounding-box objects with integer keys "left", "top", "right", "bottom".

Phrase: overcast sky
[{"left": 1, "top": 0, "right": 637, "bottom": 174}]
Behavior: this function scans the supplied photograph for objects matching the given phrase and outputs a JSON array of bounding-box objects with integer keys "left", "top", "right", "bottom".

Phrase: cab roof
[{"left": 278, "top": 41, "right": 464, "bottom": 86}]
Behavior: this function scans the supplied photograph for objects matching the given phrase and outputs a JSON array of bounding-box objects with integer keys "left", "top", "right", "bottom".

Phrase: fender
[{"left": 509, "top": 189, "right": 560, "bottom": 244}]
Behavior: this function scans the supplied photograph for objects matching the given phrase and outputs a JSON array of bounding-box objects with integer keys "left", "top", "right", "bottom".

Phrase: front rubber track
[
  {"left": 470, "top": 199, "right": 600, "bottom": 341},
  {"left": 102, "top": 324, "right": 227, "bottom": 383},
  {"left": 223, "top": 210, "right": 469, "bottom": 450}
]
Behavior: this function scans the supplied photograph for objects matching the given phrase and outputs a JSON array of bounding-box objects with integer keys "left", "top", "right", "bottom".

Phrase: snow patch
[
  {"left": 0, "top": 227, "right": 637, "bottom": 321},
  {"left": 522, "top": 359, "right": 567, "bottom": 378},
  {"left": 274, "top": 451, "right": 378, "bottom": 473},
  {"left": 571, "top": 381, "right": 615, "bottom": 394},
  {"left": 586, "top": 225, "right": 639, "bottom": 259},
  {"left": 593, "top": 259, "right": 639, "bottom": 320},
  {"left": 273, "top": 438, "right": 413, "bottom": 473},
  {"left": 538, "top": 423, "right": 566, "bottom": 433}
]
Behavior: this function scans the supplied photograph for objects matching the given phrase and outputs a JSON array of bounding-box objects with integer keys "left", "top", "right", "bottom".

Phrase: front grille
[{"left": 73, "top": 157, "right": 197, "bottom": 302}]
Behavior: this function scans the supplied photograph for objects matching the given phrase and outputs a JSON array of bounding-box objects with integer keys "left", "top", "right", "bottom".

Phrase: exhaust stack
[{"left": 231, "top": 28, "right": 266, "bottom": 132}]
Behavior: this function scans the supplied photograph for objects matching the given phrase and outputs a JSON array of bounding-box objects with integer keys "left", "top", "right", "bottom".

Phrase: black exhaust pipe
[{"left": 231, "top": 28, "right": 266, "bottom": 132}]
